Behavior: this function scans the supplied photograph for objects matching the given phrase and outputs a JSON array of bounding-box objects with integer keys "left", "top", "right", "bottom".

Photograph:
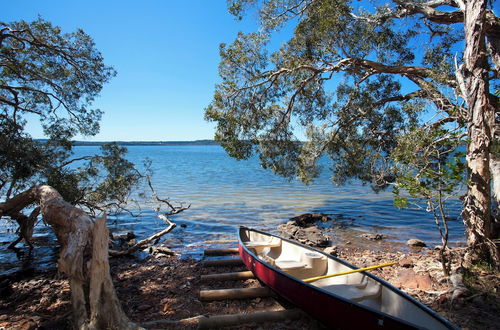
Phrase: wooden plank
[
  {"left": 198, "top": 309, "right": 304, "bottom": 329},
  {"left": 199, "top": 287, "right": 272, "bottom": 301},
  {"left": 204, "top": 248, "right": 239, "bottom": 256},
  {"left": 202, "top": 258, "right": 243, "bottom": 267},
  {"left": 140, "top": 309, "right": 305, "bottom": 329},
  {"left": 200, "top": 271, "right": 255, "bottom": 282}
]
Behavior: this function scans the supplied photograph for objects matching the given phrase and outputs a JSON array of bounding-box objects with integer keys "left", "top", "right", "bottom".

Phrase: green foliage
[
  {"left": 0, "top": 18, "right": 142, "bottom": 213},
  {"left": 392, "top": 126, "right": 466, "bottom": 201},
  {"left": 207, "top": 1, "right": 500, "bottom": 270},
  {"left": 85, "top": 143, "right": 142, "bottom": 210},
  {"left": 207, "top": 0, "right": 475, "bottom": 191},
  {"left": 1, "top": 18, "right": 115, "bottom": 136},
  {"left": 391, "top": 124, "right": 466, "bottom": 275},
  {"left": 0, "top": 118, "right": 45, "bottom": 192}
]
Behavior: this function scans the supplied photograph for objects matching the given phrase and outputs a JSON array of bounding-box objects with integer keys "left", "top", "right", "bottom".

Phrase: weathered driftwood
[
  {"left": 203, "top": 248, "right": 239, "bottom": 256},
  {"left": 202, "top": 258, "right": 243, "bottom": 267},
  {"left": 200, "top": 271, "right": 255, "bottom": 282},
  {"left": 86, "top": 215, "right": 140, "bottom": 329},
  {"left": 449, "top": 273, "right": 468, "bottom": 302},
  {"left": 141, "top": 309, "right": 305, "bottom": 329},
  {"left": 199, "top": 287, "right": 272, "bottom": 301},
  {"left": 0, "top": 186, "right": 142, "bottom": 329}
]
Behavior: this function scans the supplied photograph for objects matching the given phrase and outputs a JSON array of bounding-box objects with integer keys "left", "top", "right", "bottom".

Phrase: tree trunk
[
  {"left": 461, "top": 0, "right": 499, "bottom": 268},
  {"left": 87, "top": 215, "right": 140, "bottom": 330},
  {"left": 0, "top": 186, "right": 142, "bottom": 329}
]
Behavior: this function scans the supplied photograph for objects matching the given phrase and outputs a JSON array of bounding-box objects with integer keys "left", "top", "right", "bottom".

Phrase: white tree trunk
[{"left": 460, "top": 0, "right": 499, "bottom": 268}]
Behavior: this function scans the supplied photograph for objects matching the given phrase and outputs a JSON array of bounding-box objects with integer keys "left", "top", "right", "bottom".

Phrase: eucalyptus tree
[
  {"left": 0, "top": 18, "right": 148, "bottom": 237},
  {"left": 0, "top": 18, "right": 148, "bottom": 328},
  {"left": 206, "top": 0, "right": 499, "bottom": 268}
]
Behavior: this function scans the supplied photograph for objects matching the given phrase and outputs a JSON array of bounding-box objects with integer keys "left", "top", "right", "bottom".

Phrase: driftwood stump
[{"left": 0, "top": 186, "right": 141, "bottom": 329}]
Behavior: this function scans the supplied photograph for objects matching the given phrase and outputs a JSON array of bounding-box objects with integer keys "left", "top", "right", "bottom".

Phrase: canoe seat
[
  {"left": 275, "top": 260, "right": 309, "bottom": 277},
  {"left": 274, "top": 253, "right": 328, "bottom": 278},
  {"left": 275, "top": 260, "right": 306, "bottom": 269},
  {"left": 316, "top": 282, "right": 382, "bottom": 302},
  {"left": 246, "top": 241, "right": 281, "bottom": 256}
]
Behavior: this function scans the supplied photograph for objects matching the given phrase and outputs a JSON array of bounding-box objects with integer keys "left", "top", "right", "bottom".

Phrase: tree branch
[
  {"left": 264, "top": 0, "right": 315, "bottom": 22},
  {"left": 146, "top": 175, "right": 190, "bottom": 216},
  {"left": 373, "top": 90, "right": 426, "bottom": 106},
  {"left": 109, "top": 214, "right": 176, "bottom": 257},
  {"left": 232, "top": 57, "right": 455, "bottom": 102},
  {"left": 393, "top": 0, "right": 464, "bottom": 24},
  {"left": 390, "top": 0, "right": 499, "bottom": 38},
  {"left": 405, "top": 75, "right": 465, "bottom": 120},
  {"left": 57, "top": 155, "right": 95, "bottom": 169}
]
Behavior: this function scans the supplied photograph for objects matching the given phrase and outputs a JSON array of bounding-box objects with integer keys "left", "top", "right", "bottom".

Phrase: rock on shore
[
  {"left": 277, "top": 213, "right": 330, "bottom": 247},
  {"left": 407, "top": 239, "right": 426, "bottom": 247}
]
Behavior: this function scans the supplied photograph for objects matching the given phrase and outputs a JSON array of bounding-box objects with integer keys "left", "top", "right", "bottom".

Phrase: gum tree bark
[
  {"left": 0, "top": 186, "right": 142, "bottom": 329},
  {"left": 458, "top": 0, "right": 499, "bottom": 267}
]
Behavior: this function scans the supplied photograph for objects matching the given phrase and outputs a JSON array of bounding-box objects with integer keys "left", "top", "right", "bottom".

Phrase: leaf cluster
[
  {"left": 392, "top": 126, "right": 466, "bottom": 208},
  {"left": 1, "top": 18, "right": 115, "bottom": 136},
  {"left": 0, "top": 18, "right": 142, "bottom": 214},
  {"left": 207, "top": 0, "right": 484, "bottom": 193}
]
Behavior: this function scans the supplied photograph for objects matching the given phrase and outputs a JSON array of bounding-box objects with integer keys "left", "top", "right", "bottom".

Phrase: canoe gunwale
[{"left": 238, "top": 226, "right": 458, "bottom": 330}]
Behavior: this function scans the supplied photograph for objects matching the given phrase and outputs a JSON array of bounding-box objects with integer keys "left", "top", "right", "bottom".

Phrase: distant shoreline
[{"left": 36, "top": 139, "right": 219, "bottom": 146}]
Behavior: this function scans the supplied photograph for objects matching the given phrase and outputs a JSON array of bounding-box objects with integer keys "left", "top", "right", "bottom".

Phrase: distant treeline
[{"left": 36, "top": 139, "right": 219, "bottom": 146}]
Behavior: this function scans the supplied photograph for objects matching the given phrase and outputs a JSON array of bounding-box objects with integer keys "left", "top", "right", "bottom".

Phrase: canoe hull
[
  {"left": 239, "top": 244, "right": 418, "bottom": 329},
  {"left": 238, "top": 227, "right": 456, "bottom": 329}
]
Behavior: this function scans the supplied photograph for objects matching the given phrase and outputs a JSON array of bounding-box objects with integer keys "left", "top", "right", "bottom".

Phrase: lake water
[{"left": 0, "top": 145, "right": 466, "bottom": 275}]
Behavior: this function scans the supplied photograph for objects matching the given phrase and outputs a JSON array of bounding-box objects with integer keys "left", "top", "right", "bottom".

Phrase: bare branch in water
[
  {"left": 109, "top": 214, "right": 176, "bottom": 256},
  {"left": 147, "top": 175, "right": 191, "bottom": 216}
]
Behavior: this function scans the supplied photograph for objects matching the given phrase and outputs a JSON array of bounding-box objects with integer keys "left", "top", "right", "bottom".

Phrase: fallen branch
[
  {"left": 449, "top": 273, "right": 468, "bottom": 302},
  {"left": 109, "top": 214, "right": 176, "bottom": 256}
]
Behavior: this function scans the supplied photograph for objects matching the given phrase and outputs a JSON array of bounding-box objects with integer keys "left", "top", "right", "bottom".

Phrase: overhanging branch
[
  {"left": 373, "top": 90, "right": 426, "bottom": 107},
  {"left": 391, "top": 1, "right": 499, "bottom": 38}
]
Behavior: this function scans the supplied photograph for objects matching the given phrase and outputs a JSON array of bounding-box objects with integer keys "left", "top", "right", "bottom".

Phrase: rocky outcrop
[
  {"left": 277, "top": 213, "right": 331, "bottom": 247},
  {"left": 289, "top": 213, "right": 332, "bottom": 227}
]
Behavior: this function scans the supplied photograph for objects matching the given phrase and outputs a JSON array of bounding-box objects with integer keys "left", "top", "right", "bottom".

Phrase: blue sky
[{"left": 3, "top": 1, "right": 259, "bottom": 141}]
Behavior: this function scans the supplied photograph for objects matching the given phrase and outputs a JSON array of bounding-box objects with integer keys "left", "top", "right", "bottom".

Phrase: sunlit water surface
[{"left": 0, "top": 145, "right": 466, "bottom": 275}]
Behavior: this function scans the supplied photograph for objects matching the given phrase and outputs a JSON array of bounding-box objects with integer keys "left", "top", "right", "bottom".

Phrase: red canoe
[{"left": 238, "top": 227, "right": 458, "bottom": 329}]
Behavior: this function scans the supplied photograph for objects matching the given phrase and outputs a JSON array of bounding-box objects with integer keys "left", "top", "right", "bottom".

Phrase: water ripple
[{"left": 0, "top": 145, "right": 466, "bottom": 273}]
